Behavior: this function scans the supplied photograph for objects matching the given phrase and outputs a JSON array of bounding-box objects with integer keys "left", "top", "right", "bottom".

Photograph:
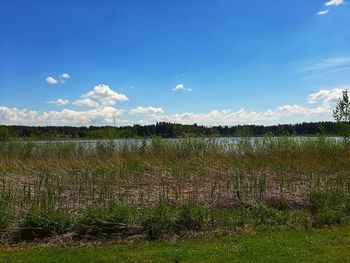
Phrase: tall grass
[{"left": 0, "top": 137, "right": 349, "bottom": 241}]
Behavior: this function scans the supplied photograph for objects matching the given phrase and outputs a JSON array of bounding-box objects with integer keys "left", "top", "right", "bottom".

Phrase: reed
[{"left": 0, "top": 137, "right": 349, "bottom": 241}]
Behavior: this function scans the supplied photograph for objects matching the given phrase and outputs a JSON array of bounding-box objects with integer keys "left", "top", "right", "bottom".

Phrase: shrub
[
  {"left": 287, "top": 210, "right": 313, "bottom": 229},
  {"left": 76, "top": 204, "right": 137, "bottom": 236},
  {"left": 307, "top": 192, "right": 345, "bottom": 214},
  {"left": 142, "top": 204, "right": 175, "bottom": 240},
  {"left": 19, "top": 208, "right": 73, "bottom": 240},
  {"left": 313, "top": 210, "right": 345, "bottom": 227},
  {"left": 253, "top": 206, "right": 287, "bottom": 225},
  {"left": 175, "top": 203, "right": 206, "bottom": 232}
]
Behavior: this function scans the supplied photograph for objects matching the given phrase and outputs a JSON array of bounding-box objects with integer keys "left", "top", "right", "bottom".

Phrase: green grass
[{"left": 0, "top": 226, "right": 350, "bottom": 262}]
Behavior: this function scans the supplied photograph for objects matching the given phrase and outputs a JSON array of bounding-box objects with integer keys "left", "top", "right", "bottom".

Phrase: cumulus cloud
[
  {"left": 73, "top": 98, "right": 99, "bottom": 108},
  {"left": 307, "top": 87, "right": 348, "bottom": 105},
  {"left": 146, "top": 105, "right": 330, "bottom": 126},
  {"left": 46, "top": 76, "right": 58, "bottom": 85},
  {"left": 129, "top": 106, "right": 164, "bottom": 115},
  {"left": 81, "top": 84, "right": 129, "bottom": 106},
  {"left": 46, "top": 99, "right": 69, "bottom": 106},
  {"left": 325, "top": 0, "right": 344, "bottom": 6},
  {"left": 1, "top": 86, "right": 348, "bottom": 126},
  {"left": 172, "top": 84, "right": 192, "bottom": 92},
  {"left": 318, "top": 10, "right": 330, "bottom": 15},
  {"left": 0, "top": 106, "right": 126, "bottom": 126},
  {"left": 141, "top": 86, "right": 349, "bottom": 125}
]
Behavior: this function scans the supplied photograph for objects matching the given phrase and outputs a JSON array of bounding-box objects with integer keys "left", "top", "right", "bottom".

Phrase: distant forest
[{"left": 0, "top": 121, "right": 344, "bottom": 140}]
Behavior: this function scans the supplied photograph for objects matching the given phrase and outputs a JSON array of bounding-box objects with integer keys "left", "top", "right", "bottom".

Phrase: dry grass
[{"left": 1, "top": 137, "right": 349, "bottom": 212}]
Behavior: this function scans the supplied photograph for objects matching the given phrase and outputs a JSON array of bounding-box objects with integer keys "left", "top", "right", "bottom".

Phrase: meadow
[{"left": 0, "top": 137, "right": 350, "bottom": 245}]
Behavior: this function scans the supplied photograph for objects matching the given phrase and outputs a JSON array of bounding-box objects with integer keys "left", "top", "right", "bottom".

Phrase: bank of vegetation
[
  {"left": 0, "top": 137, "right": 350, "bottom": 244},
  {"left": 0, "top": 121, "right": 344, "bottom": 140}
]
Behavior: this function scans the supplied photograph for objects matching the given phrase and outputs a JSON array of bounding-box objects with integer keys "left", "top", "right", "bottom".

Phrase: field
[
  {"left": 1, "top": 226, "right": 350, "bottom": 262},
  {"left": 0, "top": 137, "right": 350, "bottom": 260}
]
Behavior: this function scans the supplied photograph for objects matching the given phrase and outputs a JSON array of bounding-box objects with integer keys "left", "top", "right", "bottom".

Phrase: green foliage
[
  {"left": 333, "top": 90, "right": 350, "bottom": 141},
  {"left": 76, "top": 204, "right": 139, "bottom": 236},
  {"left": 307, "top": 192, "right": 347, "bottom": 214},
  {"left": 313, "top": 210, "right": 345, "bottom": 227},
  {"left": 333, "top": 90, "right": 350, "bottom": 122},
  {"left": 254, "top": 206, "right": 287, "bottom": 225},
  {"left": 175, "top": 203, "right": 206, "bottom": 232},
  {"left": 142, "top": 204, "right": 176, "bottom": 240},
  {"left": 19, "top": 207, "right": 73, "bottom": 240},
  {"left": 0, "top": 126, "right": 11, "bottom": 141},
  {"left": 1, "top": 121, "right": 343, "bottom": 140},
  {"left": 307, "top": 192, "right": 350, "bottom": 227}
]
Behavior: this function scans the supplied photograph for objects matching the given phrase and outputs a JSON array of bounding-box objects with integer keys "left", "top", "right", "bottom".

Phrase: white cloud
[
  {"left": 146, "top": 105, "right": 331, "bottom": 126},
  {"left": 46, "top": 76, "right": 58, "bottom": 85},
  {"left": 60, "top": 73, "right": 71, "bottom": 83},
  {"left": 307, "top": 86, "right": 349, "bottom": 105},
  {"left": 318, "top": 9, "right": 330, "bottom": 15},
  {"left": 46, "top": 99, "right": 69, "bottom": 106},
  {"left": 172, "top": 83, "right": 192, "bottom": 92},
  {"left": 129, "top": 106, "right": 164, "bottom": 115},
  {"left": 1, "top": 86, "right": 348, "bottom": 126},
  {"left": 73, "top": 98, "right": 99, "bottom": 108},
  {"left": 81, "top": 84, "right": 129, "bottom": 106},
  {"left": 0, "top": 106, "right": 126, "bottom": 126},
  {"left": 61, "top": 73, "right": 70, "bottom": 79},
  {"left": 325, "top": 0, "right": 344, "bottom": 6},
  {"left": 142, "top": 86, "right": 349, "bottom": 125}
]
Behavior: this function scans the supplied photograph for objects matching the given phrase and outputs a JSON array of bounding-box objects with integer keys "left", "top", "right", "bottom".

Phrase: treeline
[{"left": 0, "top": 121, "right": 342, "bottom": 140}]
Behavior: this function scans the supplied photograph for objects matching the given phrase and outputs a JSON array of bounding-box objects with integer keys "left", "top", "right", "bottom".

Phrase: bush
[
  {"left": 253, "top": 206, "right": 287, "bottom": 225},
  {"left": 313, "top": 210, "right": 345, "bottom": 227},
  {"left": 175, "top": 203, "right": 206, "bottom": 232},
  {"left": 76, "top": 204, "right": 137, "bottom": 236},
  {"left": 19, "top": 208, "right": 73, "bottom": 240},
  {"left": 287, "top": 210, "right": 313, "bottom": 229},
  {"left": 307, "top": 192, "right": 346, "bottom": 214},
  {"left": 142, "top": 204, "right": 175, "bottom": 240}
]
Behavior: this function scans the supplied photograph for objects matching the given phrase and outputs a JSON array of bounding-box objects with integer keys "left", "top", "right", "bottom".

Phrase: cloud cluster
[
  {"left": 139, "top": 87, "right": 348, "bottom": 126},
  {"left": 46, "top": 73, "right": 71, "bottom": 85},
  {"left": 1, "top": 86, "right": 348, "bottom": 126},
  {"left": 0, "top": 106, "right": 126, "bottom": 126},
  {"left": 146, "top": 105, "right": 329, "bottom": 126},
  {"left": 307, "top": 87, "right": 347, "bottom": 105}
]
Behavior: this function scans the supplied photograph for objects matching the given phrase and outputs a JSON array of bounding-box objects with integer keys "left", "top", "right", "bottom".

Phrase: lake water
[{"left": 33, "top": 136, "right": 343, "bottom": 148}]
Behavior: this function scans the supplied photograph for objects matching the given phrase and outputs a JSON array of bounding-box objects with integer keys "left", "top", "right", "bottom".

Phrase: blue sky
[{"left": 0, "top": 0, "right": 350, "bottom": 126}]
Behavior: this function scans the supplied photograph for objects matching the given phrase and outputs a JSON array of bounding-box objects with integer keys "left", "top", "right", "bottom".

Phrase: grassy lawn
[{"left": 1, "top": 226, "right": 350, "bottom": 263}]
